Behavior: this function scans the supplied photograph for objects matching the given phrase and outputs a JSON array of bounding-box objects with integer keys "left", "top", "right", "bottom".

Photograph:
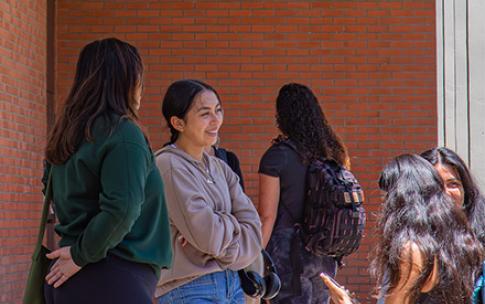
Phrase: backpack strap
[
  {"left": 279, "top": 142, "right": 347, "bottom": 267},
  {"left": 278, "top": 138, "right": 299, "bottom": 157},
  {"left": 32, "top": 169, "right": 53, "bottom": 260},
  {"left": 214, "top": 147, "right": 228, "bottom": 163}
]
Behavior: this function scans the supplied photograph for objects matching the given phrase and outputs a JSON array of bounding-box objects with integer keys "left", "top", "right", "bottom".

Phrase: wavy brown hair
[
  {"left": 45, "top": 38, "right": 143, "bottom": 164},
  {"left": 274, "top": 83, "right": 348, "bottom": 166},
  {"left": 372, "top": 154, "right": 483, "bottom": 303}
]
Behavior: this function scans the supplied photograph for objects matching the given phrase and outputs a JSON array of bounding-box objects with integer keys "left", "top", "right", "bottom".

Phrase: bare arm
[
  {"left": 384, "top": 242, "right": 438, "bottom": 304},
  {"left": 321, "top": 242, "right": 438, "bottom": 304},
  {"left": 258, "top": 173, "right": 280, "bottom": 248}
]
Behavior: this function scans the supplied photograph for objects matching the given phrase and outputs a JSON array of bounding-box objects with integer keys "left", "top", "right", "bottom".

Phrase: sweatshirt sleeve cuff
[{"left": 70, "top": 245, "right": 87, "bottom": 267}]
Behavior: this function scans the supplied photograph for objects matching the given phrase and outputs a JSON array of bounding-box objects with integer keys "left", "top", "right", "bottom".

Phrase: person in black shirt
[{"left": 258, "top": 83, "right": 350, "bottom": 304}]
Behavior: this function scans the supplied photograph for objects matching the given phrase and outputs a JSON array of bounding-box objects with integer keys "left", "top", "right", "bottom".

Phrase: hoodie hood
[{"left": 155, "top": 144, "right": 215, "bottom": 183}]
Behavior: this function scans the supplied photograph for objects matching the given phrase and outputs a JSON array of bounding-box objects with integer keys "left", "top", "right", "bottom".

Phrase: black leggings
[{"left": 44, "top": 254, "right": 157, "bottom": 304}]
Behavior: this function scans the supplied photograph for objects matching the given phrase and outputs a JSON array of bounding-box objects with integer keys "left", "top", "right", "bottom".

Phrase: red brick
[
  {"left": 0, "top": 0, "right": 441, "bottom": 302},
  {"left": 0, "top": 0, "right": 47, "bottom": 301}
]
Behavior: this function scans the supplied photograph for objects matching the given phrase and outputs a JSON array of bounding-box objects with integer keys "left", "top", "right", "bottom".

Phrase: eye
[
  {"left": 200, "top": 112, "right": 209, "bottom": 117},
  {"left": 447, "top": 181, "right": 462, "bottom": 189}
]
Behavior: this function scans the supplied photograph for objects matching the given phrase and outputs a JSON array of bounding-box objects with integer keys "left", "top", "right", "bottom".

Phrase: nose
[
  {"left": 210, "top": 111, "right": 223, "bottom": 126},
  {"left": 444, "top": 188, "right": 461, "bottom": 207}
]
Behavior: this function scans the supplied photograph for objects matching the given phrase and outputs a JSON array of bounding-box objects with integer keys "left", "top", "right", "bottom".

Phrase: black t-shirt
[{"left": 258, "top": 141, "right": 307, "bottom": 230}]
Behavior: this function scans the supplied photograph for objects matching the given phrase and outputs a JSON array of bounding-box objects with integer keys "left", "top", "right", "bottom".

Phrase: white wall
[{"left": 437, "top": 0, "right": 485, "bottom": 188}]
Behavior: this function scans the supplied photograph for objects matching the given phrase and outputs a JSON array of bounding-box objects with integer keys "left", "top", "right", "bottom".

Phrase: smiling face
[
  {"left": 435, "top": 163, "right": 465, "bottom": 208},
  {"left": 173, "top": 90, "right": 223, "bottom": 149}
]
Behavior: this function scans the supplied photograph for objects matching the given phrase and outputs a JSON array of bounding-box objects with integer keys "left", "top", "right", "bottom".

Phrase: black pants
[
  {"left": 267, "top": 228, "right": 336, "bottom": 304},
  {"left": 44, "top": 254, "right": 157, "bottom": 304}
]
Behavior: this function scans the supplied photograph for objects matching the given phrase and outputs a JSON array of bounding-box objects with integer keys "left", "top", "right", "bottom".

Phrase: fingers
[
  {"left": 46, "top": 246, "right": 69, "bottom": 260},
  {"left": 50, "top": 259, "right": 61, "bottom": 272},
  {"left": 45, "top": 258, "right": 71, "bottom": 286},
  {"left": 46, "top": 262, "right": 67, "bottom": 286},
  {"left": 45, "top": 264, "right": 74, "bottom": 288},
  {"left": 320, "top": 273, "right": 336, "bottom": 287},
  {"left": 320, "top": 273, "right": 354, "bottom": 304},
  {"left": 45, "top": 268, "right": 58, "bottom": 283},
  {"left": 46, "top": 249, "right": 62, "bottom": 260},
  {"left": 53, "top": 274, "right": 69, "bottom": 288},
  {"left": 321, "top": 274, "right": 338, "bottom": 291},
  {"left": 320, "top": 273, "right": 345, "bottom": 290},
  {"left": 46, "top": 269, "right": 63, "bottom": 285},
  {"left": 45, "top": 259, "right": 61, "bottom": 281},
  {"left": 44, "top": 247, "right": 81, "bottom": 289}
]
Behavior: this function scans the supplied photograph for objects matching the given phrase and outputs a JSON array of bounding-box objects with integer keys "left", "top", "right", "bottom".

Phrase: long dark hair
[
  {"left": 421, "top": 147, "right": 485, "bottom": 245},
  {"left": 46, "top": 38, "right": 143, "bottom": 164},
  {"left": 274, "top": 83, "right": 348, "bottom": 166},
  {"left": 161, "top": 79, "right": 220, "bottom": 144},
  {"left": 378, "top": 157, "right": 401, "bottom": 192},
  {"left": 372, "top": 154, "right": 483, "bottom": 303}
]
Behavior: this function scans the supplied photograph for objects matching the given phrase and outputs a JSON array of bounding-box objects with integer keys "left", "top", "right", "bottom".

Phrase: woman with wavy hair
[
  {"left": 258, "top": 83, "right": 349, "bottom": 303},
  {"left": 421, "top": 147, "right": 485, "bottom": 245},
  {"left": 42, "top": 38, "right": 172, "bottom": 304},
  {"left": 323, "top": 154, "right": 484, "bottom": 304}
]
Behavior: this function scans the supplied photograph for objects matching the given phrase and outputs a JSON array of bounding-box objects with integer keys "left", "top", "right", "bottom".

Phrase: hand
[
  {"left": 320, "top": 273, "right": 354, "bottom": 304},
  {"left": 45, "top": 246, "right": 82, "bottom": 288}
]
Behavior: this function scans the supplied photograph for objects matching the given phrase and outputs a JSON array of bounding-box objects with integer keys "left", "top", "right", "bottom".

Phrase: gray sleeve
[{"left": 220, "top": 160, "right": 262, "bottom": 270}]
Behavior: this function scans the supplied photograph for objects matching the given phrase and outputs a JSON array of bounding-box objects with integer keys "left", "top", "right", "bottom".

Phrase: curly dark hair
[
  {"left": 372, "top": 154, "right": 483, "bottom": 303},
  {"left": 421, "top": 147, "right": 485, "bottom": 246},
  {"left": 274, "top": 83, "right": 348, "bottom": 166}
]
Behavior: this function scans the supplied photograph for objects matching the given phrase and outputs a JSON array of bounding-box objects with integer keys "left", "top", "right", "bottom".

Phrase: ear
[{"left": 170, "top": 116, "right": 185, "bottom": 133}]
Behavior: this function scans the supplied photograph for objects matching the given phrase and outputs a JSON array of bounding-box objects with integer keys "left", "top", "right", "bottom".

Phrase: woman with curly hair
[
  {"left": 258, "top": 83, "right": 349, "bottom": 303},
  {"left": 421, "top": 147, "right": 485, "bottom": 246},
  {"left": 323, "top": 154, "right": 484, "bottom": 304}
]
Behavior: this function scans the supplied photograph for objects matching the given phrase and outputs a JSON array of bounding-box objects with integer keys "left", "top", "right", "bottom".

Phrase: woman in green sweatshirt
[{"left": 42, "top": 38, "right": 172, "bottom": 304}]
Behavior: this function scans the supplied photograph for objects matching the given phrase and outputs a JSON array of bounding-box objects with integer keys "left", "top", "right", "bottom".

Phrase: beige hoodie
[{"left": 154, "top": 145, "right": 262, "bottom": 297}]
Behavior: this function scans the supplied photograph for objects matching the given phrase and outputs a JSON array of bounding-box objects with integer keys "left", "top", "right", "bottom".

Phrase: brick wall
[
  {"left": 54, "top": 0, "right": 436, "bottom": 302},
  {"left": 0, "top": 0, "right": 47, "bottom": 303}
]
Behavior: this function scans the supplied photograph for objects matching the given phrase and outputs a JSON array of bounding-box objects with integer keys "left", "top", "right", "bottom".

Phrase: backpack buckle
[
  {"left": 344, "top": 191, "right": 364, "bottom": 205},
  {"left": 354, "top": 190, "right": 364, "bottom": 204},
  {"left": 344, "top": 192, "right": 352, "bottom": 204}
]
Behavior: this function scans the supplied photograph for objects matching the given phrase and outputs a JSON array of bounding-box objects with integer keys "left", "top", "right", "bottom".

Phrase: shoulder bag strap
[{"left": 32, "top": 170, "right": 53, "bottom": 259}]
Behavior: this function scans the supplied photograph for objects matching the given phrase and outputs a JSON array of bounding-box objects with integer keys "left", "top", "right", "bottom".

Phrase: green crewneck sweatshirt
[{"left": 48, "top": 116, "right": 172, "bottom": 277}]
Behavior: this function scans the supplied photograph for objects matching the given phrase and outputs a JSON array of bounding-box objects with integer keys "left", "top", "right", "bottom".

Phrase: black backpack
[
  {"left": 301, "top": 159, "right": 366, "bottom": 259},
  {"left": 281, "top": 141, "right": 366, "bottom": 261}
]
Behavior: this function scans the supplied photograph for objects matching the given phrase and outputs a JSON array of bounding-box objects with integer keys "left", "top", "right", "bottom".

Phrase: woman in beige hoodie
[{"left": 155, "top": 79, "right": 262, "bottom": 303}]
